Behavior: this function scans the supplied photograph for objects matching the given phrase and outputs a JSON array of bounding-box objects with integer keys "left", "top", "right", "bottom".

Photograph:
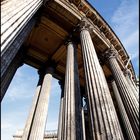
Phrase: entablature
[
  {"left": 23, "top": 0, "right": 136, "bottom": 85},
  {"left": 63, "top": 0, "right": 136, "bottom": 80}
]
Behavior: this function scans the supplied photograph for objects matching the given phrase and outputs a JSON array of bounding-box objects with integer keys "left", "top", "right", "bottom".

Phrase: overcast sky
[{"left": 1, "top": 0, "right": 139, "bottom": 140}]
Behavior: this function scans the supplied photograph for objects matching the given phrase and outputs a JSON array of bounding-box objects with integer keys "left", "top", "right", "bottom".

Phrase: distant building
[{"left": 13, "top": 130, "right": 57, "bottom": 140}]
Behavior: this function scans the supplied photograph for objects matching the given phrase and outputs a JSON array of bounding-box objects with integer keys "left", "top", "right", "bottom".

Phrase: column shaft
[
  {"left": 125, "top": 75, "right": 139, "bottom": 102},
  {"left": 1, "top": 50, "right": 23, "bottom": 101},
  {"left": 1, "top": 0, "right": 42, "bottom": 100},
  {"left": 21, "top": 74, "right": 43, "bottom": 140},
  {"left": 99, "top": 64, "right": 124, "bottom": 138},
  {"left": 111, "top": 81, "right": 136, "bottom": 140},
  {"left": 57, "top": 82, "right": 64, "bottom": 140},
  {"left": 1, "top": 0, "right": 42, "bottom": 51},
  {"left": 131, "top": 78, "right": 139, "bottom": 91},
  {"left": 80, "top": 26, "right": 124, "bottom": 140},
  {"left": 105, "top": 48, "right": 139, "bottom": 139},
  {"left": 81, "top": 107, "right": 86, "bottom": 140},
  {"left": 29, "top": 71, "right": 52, "bottom": 140},
  {"left": 1, "top": 17, "right": 36, "bottom": 80},
  {"left": 62, "top": 42, "right": 83, "bottom": 140}
]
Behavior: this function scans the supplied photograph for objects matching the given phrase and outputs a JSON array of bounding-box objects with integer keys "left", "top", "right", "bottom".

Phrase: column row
[
  {"left": 79, "top": 22, "right": 124, "bottom": 140},
  {"left": 11, "top": 20, "right": 138, "bottom": 140},
  {"left": 22, "top": 66, "right": 54, "bottom": 140},
  {"left": 105, "top": 47, "right": 139, "bottom": 139},
  {"left": 1, "top": 0, "right": 43, "bottom": 101}
]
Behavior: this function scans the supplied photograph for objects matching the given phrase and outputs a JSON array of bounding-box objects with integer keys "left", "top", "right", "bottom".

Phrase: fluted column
[
  {"left": 124, "top": 69, "right": 139, "bottom": 102},
  {"left": 28, "top": 66, "right": 53, "bottom": 140},
  {"left": 111, "top": 80, "right": 136, "bottom": 140},
  {"left": 1, "top": 17, "right": 36, "bottom": 83},
  {"left": 105, "top": 47, "right": 139, "bottom": 139},
  {"left": 81, "top": 105, "right": 86, "bottom": 140},
  {"left": 1, "top": 0, "right": 43, "bottom": 100},
  {"left": 1, "top": 49, "right": 24, "bottom": 101},
  {"left": 21, "top": 71, "right": 44, "bottom": 140},
  {"left": 57, "top": 80, "right": 64, "bottom": 140},
  {"left": 62, "top": 41, "right": 83, "bottom": 140},
  {"left": 1, "top": 0, "right": 43, "bottom": 51},
  {"left": 131, "top": 78, "right": 139, "bottom": 91},
  {"left": 79, "top": 20, "right": 124, "bottom": 140}
]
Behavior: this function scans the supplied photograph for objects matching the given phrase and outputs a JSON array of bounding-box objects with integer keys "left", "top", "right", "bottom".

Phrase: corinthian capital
[
  {"left": 104, "top": 46, "right": 118, "bottom": 60},
  {"left": 79, "top": 18, "right": 91, "bottom": 31},
  {"left": 123, "top": 68, "right": 132, "bottom": 78}
]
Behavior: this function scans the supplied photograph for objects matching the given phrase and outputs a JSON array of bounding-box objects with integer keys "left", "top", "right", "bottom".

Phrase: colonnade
[
  {"left": 1, "top": 10, "right": 139, "bottom": 140},
  {"left": 1, "top": 0, "right": 42, "bottom": 101},
  {"left": 104, "top": 48, "right": 139, "bottom": 139}
]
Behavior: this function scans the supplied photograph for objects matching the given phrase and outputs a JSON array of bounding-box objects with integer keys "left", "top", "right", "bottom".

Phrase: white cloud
[
  {"left": 111, "top": 0, "right": 139, "bottom": 74},
  {"left": 4, "top": 65, "right": 38, "bottom": 101},
  {"left": 1, "top": 65, "right": 38, "bottom": 140},
  {"left": 5, "top": 84, "right": 34, "bottom": 101},
  {"left": 123, "top": 30, "right": 138, "bottom": 51},
  {"left": 1, "top": 121, "right": 13, "bottom": 129},
  {"left": 2, "top": 65, "right": 61, "bottom": 140},
  {"left": 5, "top": 65, "right": 60, "bottom": 101},
  {"left": 1, "top": 111, "right": 28, "bottom": 140},
  {"left": 123, "top": 29, "right": 139, "bottom": 62},
  {"left": 1, "top": 122, "right": 14, "bottom": 140},
  {"left": 111, "top": 0, "right": 138, "bottom": 38}
]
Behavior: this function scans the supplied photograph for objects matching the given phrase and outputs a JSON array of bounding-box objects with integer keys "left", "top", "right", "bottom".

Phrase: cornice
[{"left": 68, "top": 0, "right": 136, "bottom": 81}]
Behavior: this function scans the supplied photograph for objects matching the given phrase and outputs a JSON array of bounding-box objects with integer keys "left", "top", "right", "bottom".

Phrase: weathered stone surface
[
  {"left": 1, "top": 0, "right": 43, "bottom": 102},
  {"left": 28, "top": 69, "right": 52, "bottom": 140},
  {"left": 124, "top": 69, "right": 139, "bottom": 102},
  {"left": 1, "top": 50, "right": 23, "bottom": 101},
  {"left": 111, "top": 81, "right": 136, "bottom": 140},
  {"left": 1, "top": 1, "right": 138, "bottom": 139},
  {"left": 61, "top": 41, "right": 83, "bottom": 140},
  {"left": 1, "top": 18, "right": 36, "bottom": 79},
  {"left": 1, "top": 0, "right": 43, "bottom": 51},
  {"left": 81, "top": 107, "right": 86, "bottom": 140},
  {"left": 80, "top": 23, "right": 124, "bottom": 140},
  {"left": 57, "top": 81, "right": 64, "bottom": 140},
  {"left": 1, "top": 17, "right": 37, "bottom": 102},
  {"left": 21, "top": 72, "right": 44, "bottom": 140},
  {"left": 105, "top": 47, "right": 139, "bottom": 139}
]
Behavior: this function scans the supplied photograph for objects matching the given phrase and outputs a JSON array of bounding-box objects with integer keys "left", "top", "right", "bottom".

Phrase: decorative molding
[
  {"left": 124, "top": 68, "right": 132, "bottom": 79},
  {"left": 104, "top": 47, "right": 119, "bottom": 60}
]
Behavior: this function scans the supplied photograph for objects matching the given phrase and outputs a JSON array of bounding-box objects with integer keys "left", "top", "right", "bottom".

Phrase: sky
[
  {"left": 90, "top": 0, "right": 139, "bottom": 76},
  {"left": 1, "top": 0, "right": 139, "bottom": 140}
]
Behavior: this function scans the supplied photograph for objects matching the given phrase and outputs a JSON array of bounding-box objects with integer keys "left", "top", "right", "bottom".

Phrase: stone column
[
  {"left": 79, "top": 20, "right": 124, "bottom": 140},
  {"left": 105, "top": 47, "right": 139, "bottom": 139},
  {"left": 62, "top": 41, "right": 83, "bottom": 140},
  {"left": 1, "top": 0, "right": 43, "bottom": 100},
  {"left": 57, "top": 80, "right": 64, "bottom": 140},
  {"left": 1, "top": 49, "right": 24, "bottom": 101},
  {"left": 1, "top": 17, "right": 36, "bottom": 84},
  {"left": 21, "top": 71, "right": 44, "bottom": 140},
  {"left": 28, "top": 66, "right": 53, "bottom": 140},
  {"left": 1, "top": 0, "right": 43, "bottom": 51},
  {"left": 131, "top": 77, "right": 139, "bottom": 91},
  {"left": 111, "top": 80, "right": 136, "bottom": 140},
  {"left": 124, "top": 69, "right": 139, "bottom": 102}
]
